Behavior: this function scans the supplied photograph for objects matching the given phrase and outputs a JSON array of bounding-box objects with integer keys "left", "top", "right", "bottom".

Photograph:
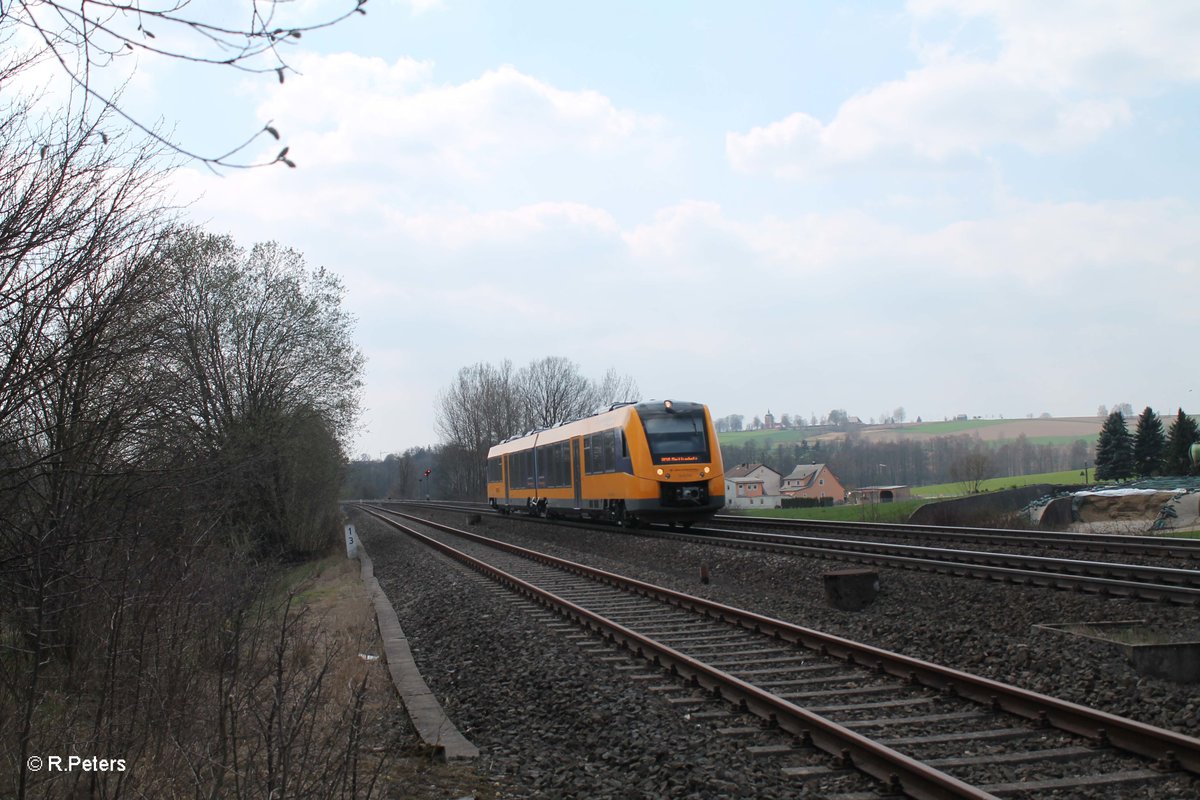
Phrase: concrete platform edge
[{"left": 358, "top": 544, "right": 480, "bottom": 762}]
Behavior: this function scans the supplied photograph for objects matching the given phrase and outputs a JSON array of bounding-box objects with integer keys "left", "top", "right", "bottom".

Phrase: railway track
[
  {"left": 666, "top": 525, "right": 1200, "bottom": 605},
  {"left": 377, "top": 500, "right": 1200, "bottom": 605},
  {"left": 710, "top": 514, "right": 1200, "bottom": 563},
  {"left": 360, "top": 504, "right": 1200, "bottom": 799}
]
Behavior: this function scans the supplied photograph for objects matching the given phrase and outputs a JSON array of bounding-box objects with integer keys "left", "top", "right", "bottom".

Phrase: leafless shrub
[{"left": 1, "top": 56, "right": 368, "bottom": 800}]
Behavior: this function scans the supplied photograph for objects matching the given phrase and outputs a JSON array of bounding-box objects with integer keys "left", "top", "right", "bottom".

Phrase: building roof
[
  {"left": 783, "top": 464, "right": 826, "bottom": 483},
  {"left": 725, "top": 462, "right": 781, "bottom": 479}
]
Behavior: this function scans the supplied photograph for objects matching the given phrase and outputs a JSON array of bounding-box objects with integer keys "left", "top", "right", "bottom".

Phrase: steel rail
[
  {"left": 373, "top": 499, "right": 1200, "bottom": 574},
  {"left": 361, "top": 506, "right": 997, "bottom": 800},
  {"left": 362, "top": 504, "right": 1200, "bottom": 778},
  {"left": 684, "top": 525, "right": 1200, "bottom": 591},
  {"left": 382, "top": 500, "right": 1200, "bottom": 604},
  {"left": 713, "top": 514, "right": 1200, "bottom": 559},
  {"left": 655, "top": 527, "right": 1200, "bottom": 604},
  {"left": 358, "top": 500, "right": 1200, "bottom": 559}
]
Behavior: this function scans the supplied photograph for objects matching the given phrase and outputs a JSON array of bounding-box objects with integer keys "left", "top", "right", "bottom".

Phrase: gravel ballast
[{"left": 355, "top": 507, "right": 1200, "bottom": 798}]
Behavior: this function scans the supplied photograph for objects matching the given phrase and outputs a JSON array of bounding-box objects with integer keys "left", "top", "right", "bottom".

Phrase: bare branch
[{"left": 4, "top": 0, "right": 368, "bottom": 169}]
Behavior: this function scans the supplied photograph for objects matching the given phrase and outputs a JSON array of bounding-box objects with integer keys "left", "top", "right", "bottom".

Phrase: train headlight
[
  {"left": 704, "top": 467, "right": 710, "bottom": 474},
  {"left": 656, "top": 468, "right": 664, "bottom": 476}
]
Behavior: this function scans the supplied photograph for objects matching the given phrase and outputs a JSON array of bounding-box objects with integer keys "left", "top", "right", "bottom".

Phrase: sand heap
[{"left": 1068, "top": 489, "right": 1200, "bottom": 535}]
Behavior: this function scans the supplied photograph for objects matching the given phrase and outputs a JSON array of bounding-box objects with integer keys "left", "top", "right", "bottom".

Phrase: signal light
[{"left": 424, "top": 468, "right": 431, "bottom": 476}]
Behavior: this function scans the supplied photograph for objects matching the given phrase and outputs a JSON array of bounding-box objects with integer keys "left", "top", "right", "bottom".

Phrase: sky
[{"left": 78, "top": 1, "right": 1200, "bottom": 455}]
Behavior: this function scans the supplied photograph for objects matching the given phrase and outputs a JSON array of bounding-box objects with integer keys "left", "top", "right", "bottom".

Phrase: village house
[
  {"left": 779, "top": 463, "right": 846, "bottom": 503},
  {"left": 724, "top": 463, "right": 782, "bottom": 509}
]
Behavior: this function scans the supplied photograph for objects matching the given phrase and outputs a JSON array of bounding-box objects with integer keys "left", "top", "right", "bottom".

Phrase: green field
[
  {"left": 912, "top": 469, "right": 1089, "bottom": 498},
  {"left": 718, "top": 428, "right": 820, "bottom": 446},
  {"left": 730, "top": 498, "right": 928, "bottom": 523},
  {"left": 1161, "top": 529, "right": 1200, "bottom": 539}
]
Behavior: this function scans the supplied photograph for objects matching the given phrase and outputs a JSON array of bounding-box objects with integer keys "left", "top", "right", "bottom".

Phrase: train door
[
  {"left": 571, "top": 437, "right": 582, "bottom": 509},
  {"left": 503, "top": 454, "right": 510, "bottom": 506}
]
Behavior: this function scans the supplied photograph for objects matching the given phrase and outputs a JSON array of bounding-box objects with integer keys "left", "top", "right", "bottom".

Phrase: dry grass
[{"left": 296, "top": 556, "right": 498, "bottom": 800}]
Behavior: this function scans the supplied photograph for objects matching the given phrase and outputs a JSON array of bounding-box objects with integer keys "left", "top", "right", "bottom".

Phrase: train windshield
[{"left": 638, "top": 405, "right": 709, "bottom": 464}]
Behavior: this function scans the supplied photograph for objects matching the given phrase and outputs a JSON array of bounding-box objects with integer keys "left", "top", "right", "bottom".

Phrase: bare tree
[
  {"left": 434, "top": 357, "right": 639, "bottom": 498},
  {"left": 154, "top": 229, "right": 364, "bottom": 551},
  {"left": 592, "top": 367, "right": 640, "bottom": 409},
  {"left": 0, "top": 92, "right": 177, "bottom": 798},
  {"left": 518, "top": 356, "right": 595, "bottom": 428},
  {"left": 949, "top": 450, "right": 994, "bottom": 494},
  {"left": 3, "top": 0, "right": 369, "bottom": 169},
  {"left": 2, "top": 58, "right": 377, "bottom": 798}
]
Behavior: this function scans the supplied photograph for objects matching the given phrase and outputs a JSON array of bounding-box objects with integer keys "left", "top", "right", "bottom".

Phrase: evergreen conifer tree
[
  {"left": 1165, "top": 409, "right": 1200, "bottom": 475},
  {"left": 1095, "top": 409, "right": 1133, "bottom": 480},
  {"left": 1132, "top": 406, "right": 1166, "bottom": 477}
]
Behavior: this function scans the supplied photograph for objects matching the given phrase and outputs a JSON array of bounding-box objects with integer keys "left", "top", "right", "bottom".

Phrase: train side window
[
  {"left": 552, "top": 442, "right": 566, "bottom": 487},
  {"left": 518, "top": 450, "right": 533, "bottom": 489}
]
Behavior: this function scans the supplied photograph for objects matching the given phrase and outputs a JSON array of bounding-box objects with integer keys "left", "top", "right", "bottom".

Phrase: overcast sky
[{"left": 125, "top": 1, "right": 1199, "bottom": 455}]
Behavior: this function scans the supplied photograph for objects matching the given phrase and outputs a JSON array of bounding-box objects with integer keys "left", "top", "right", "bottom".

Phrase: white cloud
[
  {"left": 728, "top": 1, "right": 1197, "bottom": 177},
  {"left": 622, "top": 198, "right": 1199, "bottom": 289},
  {"left": 402, "top": 0, "right": 445, "bottom": 15},
  {"left": 251, "top": 56, "right": 664, "bottom": 180},
  {"left": 384, "top": 202, "right": 620, "bottom": 249},
  {"left": 910, "top": 1, "right": 1200, "bottom": 88}
]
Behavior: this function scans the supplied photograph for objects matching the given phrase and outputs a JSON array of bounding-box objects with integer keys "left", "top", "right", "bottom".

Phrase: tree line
[
  {"left": 719, "top": 432, "right": 1093, "bottom": 492},
  {"left": 2, "top": 76, "right": 368, "bottom": 798},
  {"left": 343, "top": 358, "right": 638, "bottom": 501},
  {"left": 432, "top": 357, "right": 639, "bottom": 498},
  {"left": 1095, "top": 407, "right": 1199, "bottom": 480}
]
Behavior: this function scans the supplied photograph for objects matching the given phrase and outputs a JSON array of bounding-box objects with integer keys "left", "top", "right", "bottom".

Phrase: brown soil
[
  {"left": 857, "top": 417, "right": 1101, "bottom": 443},
  {"left": 1075, "top": 493, "right": 1176, "bottom": 523}
]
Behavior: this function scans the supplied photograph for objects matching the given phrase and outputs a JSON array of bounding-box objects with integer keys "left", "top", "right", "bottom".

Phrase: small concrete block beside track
[
  {"left": 822, "top": 568, "right": 881, "bottom": 611},
  {"left": 358, "top": 545, "right": 480, "bottom": 762}
]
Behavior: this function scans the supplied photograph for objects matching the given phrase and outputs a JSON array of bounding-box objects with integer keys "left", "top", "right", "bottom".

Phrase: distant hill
[{"left": 718, "top": 416, "right": 1103, "bottom": 448}]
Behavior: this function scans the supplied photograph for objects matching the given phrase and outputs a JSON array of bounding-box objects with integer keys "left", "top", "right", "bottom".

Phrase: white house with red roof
[{"left": 724, "top": 463, "right": 782, "bottom": 509}]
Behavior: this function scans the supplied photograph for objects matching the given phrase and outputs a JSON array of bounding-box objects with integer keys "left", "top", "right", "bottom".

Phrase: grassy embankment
[
  {"left": 284, "top": 553, "right": 491, "bottom": 799},
  {"left": 732, "top": 469, "right": 1088, "bottom": 522},
  {"left": 911, "top": 469, "right": 1089, "bottom": 497},
  {"left": 731, "top": 498, "right": 927, "bottom": 524}
]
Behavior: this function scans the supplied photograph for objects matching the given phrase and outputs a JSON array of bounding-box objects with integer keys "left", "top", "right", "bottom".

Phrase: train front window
[{"left": 638, "top": 408, "right": 708, "bottom": 464}]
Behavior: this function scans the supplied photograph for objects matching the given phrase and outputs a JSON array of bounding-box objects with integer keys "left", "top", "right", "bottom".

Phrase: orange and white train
[{"left": 486, "top": 400, "right": 725, "bottom": 527}]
